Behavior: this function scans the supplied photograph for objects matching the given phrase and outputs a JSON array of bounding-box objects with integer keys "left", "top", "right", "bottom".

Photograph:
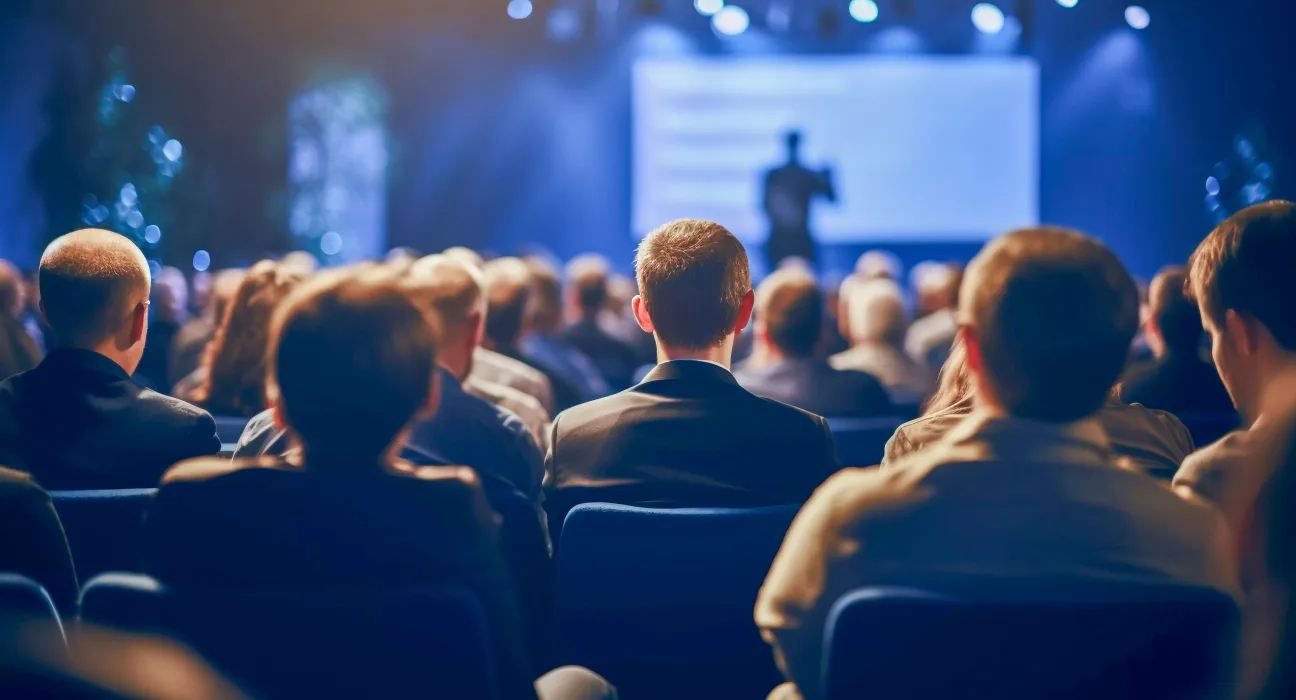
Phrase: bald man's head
[
  {"left": 39, "top": 229, "right": 151, "bottom": 348},
  {"left": 405, "top": 254, "right": 485, "bottom": 340},
  {"left": 480, "top": 257, "right": 532, "bottom": 348}
]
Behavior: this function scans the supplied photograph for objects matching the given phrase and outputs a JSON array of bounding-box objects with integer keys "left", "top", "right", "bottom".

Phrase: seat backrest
[
  {"left": 555, "top": 502, "right": 800, "bottom": 698},
  {"left": 827, "top": 416, "right": 908, "bottom": 466},
  {"left": 49, "top": 490, "right": 154, "bottom": 581},
  {"left": 823, "top": 582, "right": 1240, "bottom": 700},
  {"left": 212, "top": 416, "right": 251, "bottom": 444},
  {"left": 0, "top": 573, "right": 64, "bottom": 646},
  {"left": 79, "top": 573, "right": 500, "bottom": 700}
]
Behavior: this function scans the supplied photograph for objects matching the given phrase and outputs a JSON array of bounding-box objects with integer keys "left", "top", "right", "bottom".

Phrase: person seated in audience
[
  {"left": 829, "top": 277, "right": 935, "bottom": 406},
  {"left": 905, "top": 261, "right": 962, "bottom": 372},
  {"left": 0, "top": 229, "right": 219, "bottom": 489},
  {"left": 169, "top": 268, "right": 244, "bottom": 395},
  {"left": 479, "top": 257, "right": 586, "bottom": 411},
  {"left": 545, "top": 219, "right": 841, "bottom": 529},
  {"left": 562, "top": 255, "right": 640, "bottom": 391},
  {"left": 134, "top": 266, "right": 189, "bottom": 390},
  {"left": 521, "top": 258, "right": 609, "bottom": 402},
  {"left": 0, "top": 466, "right": 77, "bottom": 616},
  {"left": 1255, "top": 414, "right": 1296, "bottom": 700},
  {"left": 854, "top": 249, "right": 901, "bottom": 281},
  {"left": 1119, "top": 266, "right": 1235, "bottom": 415},
  {"left": 178, "top": 261, "right": 305, "bottom": 416},
  {"left": 756, "top": 227, "right": 1237, "bottom": 700},
  {"left": 142, "top": 267, "right": 597, "bottom": 700},
  {"left": 884, "top": 334, "right": 1196, "bottom": 478},
  {"left": 1171, "top": 201, "right": 1296, "bottom": 698},
  {"left": 0, "top": 260, "right": 41, "bottom": 382},
  {"left": 735, "top": 268, "right": 892, "bottom": 418}
]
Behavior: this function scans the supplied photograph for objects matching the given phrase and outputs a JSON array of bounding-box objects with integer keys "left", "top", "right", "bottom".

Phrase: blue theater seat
[
  {"left": 555, "top": 502, "right": 801, "bottom": 699},
  {"left": 0, "top": 573, "right": 65, "bottom": 646},
  {"left": 49, "top": 489, "right": 154, "bottom": 581},
  {"left": 823, "top": 582, "right": 1240, "bottom": 700},
  {"left": 79, "top": 573, "right": 500, "bottom": 699},
  {"left": 212, "top": 415, "right": 251, "bottom": 444},
  {"left": 827, "top": 416, "right": 909, "bottom": 467}
]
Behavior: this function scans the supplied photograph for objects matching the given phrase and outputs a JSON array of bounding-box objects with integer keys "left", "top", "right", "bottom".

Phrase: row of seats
[{"left": 9, "top": 501, "right": 1244, "bottom": 699}]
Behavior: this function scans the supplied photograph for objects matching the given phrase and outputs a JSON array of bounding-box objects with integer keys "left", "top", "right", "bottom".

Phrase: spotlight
[
  {"left": 547, "top": 7, "right": 582, "bottom": 41},
  {"left": 849, "top": 0, "right": 879, "bottom": 23},
  {"left": 192, "top": 250, "right": 211, "bottom": 273},
  {"left": 694, "top": 0, "right": 724, "bottom": 16},
  {"left": 1125, "top": 5, "right": 1149, "bottom": 29},
  {"left": 144, "top": 225, "right": 161, "bottom": 244},
  {"left": 320, "top": 231, "right": 343, "bottom": 256},
  {"left": 971, "top": 3, "right": 1005, "bottom": 34},
  {"left": 507, "top": 0, "right": 533, "bottom": 20},
  {"left": 712, "top": 5, "right": 749, "bottom": 35},
  {"left": 1056, "top": 0, "right": 1078, "bottom": 7}
]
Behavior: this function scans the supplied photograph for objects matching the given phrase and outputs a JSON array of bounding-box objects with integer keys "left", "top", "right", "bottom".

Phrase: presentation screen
[{"left": 632, "top": 56, "right": 1040, "bottom": 243}]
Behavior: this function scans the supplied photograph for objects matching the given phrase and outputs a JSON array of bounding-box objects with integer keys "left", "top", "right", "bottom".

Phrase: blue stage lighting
[
  {"left": 1125, "top": 5, "right": 1150, "bottom": 29},
  {"left": 507, "top": 0, "right": 534, "bottom": 20},
  {"left": 849, "top": 0, "right": 880, "bottom": 23},
  {"left": 192, "top": 250, "right": 211, "bottom": 272},
  {"left": 1056, "top": 0, "right": 1078, "bottom": 7},
  {"left": 694, "top": 0, "right": 724, "bottom": 16},
  {"left": 971, "top": 3, "right": 1005, "bottom": 34},
  {"left": 712, "top": 5, "right": 749, "bottom": 35}
]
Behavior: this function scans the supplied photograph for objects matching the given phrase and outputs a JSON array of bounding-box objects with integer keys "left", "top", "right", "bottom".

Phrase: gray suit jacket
[{"left": 756, "top": 410, "right": 1237, "bottom": 700}]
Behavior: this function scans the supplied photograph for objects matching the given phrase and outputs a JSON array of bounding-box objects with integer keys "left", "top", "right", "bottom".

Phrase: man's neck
[
  {"left": 61, "top": 341, "right": 133, "bottom": 376},
  {"left": 656, "top": 338, "right": 734, "bottom": 369},
  {"left": 1254, "top": 356, "right": 1296, "bottom": 428}
]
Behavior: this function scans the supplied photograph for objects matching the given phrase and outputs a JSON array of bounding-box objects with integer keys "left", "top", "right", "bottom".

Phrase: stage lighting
[
  {"left": 1056, "top": 0, "right": 1078, "bottom": 7},
  {"left": 143, "top": 225, "right": 161, "bottom": 244},
  {"left": 694, "top": 0, "right": 724, "bottom": 16},
  {"left": 849, "top": 0, "right": 879, "bottom": 23},
  {"left": 320, "top": 231, "right": 343, "bottom": 256},
  {"left": 547, "top": 7, "right": 582, "bottom": 41},
  {"left": 971, "top": 3, "right": 1005, "bottom": 34},
  {"left": 1125, "top": 5, "right": 1149, "bottom": 29},
  {"left": 192, "top": 250, "right": 211, "bottom": 273},
  {"left": 712, "top": 5, "right": 749, "bottom": 35},
  {"left": 507, "top": 0, "right": 533, "bottom": 20},
  {"left": 1205, "top": 176, "right": 1221, "bottom": 196}
]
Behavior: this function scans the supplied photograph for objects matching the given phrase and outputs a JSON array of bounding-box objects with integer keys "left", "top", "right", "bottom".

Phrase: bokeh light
[
  {"left": 507, "top": 0, "right": 534, "bottom": 20},
  {"left": 143, "top": 224, "right": 162, "bottom": 244},
  {"left": 1125, "top": 5, "right": 1150, "bottom": 30},
  {"left": 972, "top": 3, "right": 1006, "bottom": 34},
  {"left": 712, "top": 5, "right": 750, "bottom": 36},
  {"left": 849, "top": 0, "right": 880, "bottom": 23},
  {"left": 320, "top": 231, "right": 343, "bottom": 256},
  {"left": 192, "top": 250, "right": 211, "bottom": 272},
  {"left": 694, "top": 0, "right": 724, "bottom": 16}
]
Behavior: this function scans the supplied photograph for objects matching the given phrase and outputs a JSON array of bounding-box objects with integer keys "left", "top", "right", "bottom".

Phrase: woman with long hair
[{"left": 188, "top": 260, "right": 306, "bottom": 417}]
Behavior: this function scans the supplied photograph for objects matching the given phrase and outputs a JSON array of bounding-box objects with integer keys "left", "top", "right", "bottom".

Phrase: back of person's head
[
  {"left": 1189, "top": 200, "right": 1296, "bottom": 353},
  {"left": 912, "top": 261, "right": 961, "bottom": 315},
  {"left": 197, "top": 261, "right": 306, "bottom": 417},
  {"left": 566, "top": 254, "right": 611, "bottom": 318},
  {"left": 960, "top": 226, "right": 1138, "bottom": 422},
  {"left": 480, "top": 257, "right": 532, "bottom": 349},
  {"left": 1146, "top": 266, "right": 1203, "bottom": 355},
  {"left": 923, "top": 334, "right": 972, "bottom": 415},
  {"left": 442, "top": 246, "right": 485, "bottom": 270},
  {"left": 635, "top": 219, "right": 752, "bottom": 350},
  {"left": 278, "top": 250, "right": 319, "bottom": 275},
  {"left": 38, "top": 229, "right": 151, "bottom": 358},
  {"left": 0, "top": 260, "right": 25, "bottom": 318},
  {"left": 208, "top": 269, "right": 246, "bottom": 324},
  {"left": 269, "top": 266, "right": 439, "bottom": 465},
  {"left": 605, "top": 273, "right": 636, "bottom": 314},
  {"left": 848, "top": 278, "right": 909, "bottom": 347},
  {"left": 404, "top": 254, "right": 485, "bottom": 347},
  {"left": 755, "top": 269, "right": 823, "bottom": 358},
  {"left": 524, "top": 257, "right": 563, "bottom": 333},
  {"left": 855, "top": 250, "right": 901, "bottom": 281},
  {"left": 153, "top": 266, "right": 189, "bottom": 324}
]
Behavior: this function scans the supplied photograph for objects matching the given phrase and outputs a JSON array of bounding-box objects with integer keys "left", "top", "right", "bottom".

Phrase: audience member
[
  {"left": 562, "top": 255, "right": 639, "bottom": 390},
  {"left": 169, "top": 268, "right": 244, "bottom": 394},
  {"left": 521, "top": 258, "right": 609, "bottom": 402},
  {"left": 0, "top": 229, "right": 219, "bottom": 489},
  {"left": 278, "top": 250, "right": 319, "bottom": 275},
  {"left": 829, "top": 277, "right": 935, "bottom": 405},
  {"left": 905, "top": 261, "right": 961, "bottom": 371},
  {"left": 1256, "top": 412, "right": 1296, "bottom": 700},
  {"left": 735, "top": 268, "right": 892, "bottom": 418},
  {"left": 756, "top": 227, "right": 1236, "bottom": 700},
  {"left": 183, "top": 261, "right": 306, "bottom": 416},
  {"left": 545, "top": 219, "right": 841, "bottom": 529},
  {"left": 135, "top": 266, "right": 189, "bottom": 390},
  {"left": 854, "top": 250, "right": 901, "bottom": 280},
  {"left": 1119, "top": 266, "right": 1234, "bottom": 415},
  {"left": 884, "top": 335, "right": 1195, "bottom": 478},
  {"left": 1171, "top": 201, "right": 1296, "bottom": 697},
  {"left": 0, "top": 466, "right": 77, "bottom": 616},
  {"left": 142, "top": 266, "right": 544, "bottom": 699},
  {"left": 0, "top": 260, "right": 41, "bottom": 381},
  {"left": 479, "top": 257, "right": 586, "bottom": 411},
  {"left": 473, "top": 345, "right": 557, "bottom": 416}
]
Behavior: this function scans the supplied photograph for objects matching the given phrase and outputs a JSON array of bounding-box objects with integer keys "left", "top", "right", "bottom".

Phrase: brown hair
[
  {"left": 194, "top": 261, "right": 306, "bottom": 416},
  {"left": 1188, "top": 200, "right": 1296, "bottom": 351},
  {"left": 756, "top": 268, "right": 823, "bottom": 358},
  {"left": 635, "top": 219, "right": 751, "bottom": 349},
  {"left": 403, "top": 255, "right": 483, "bottom": 339},
  {"left": 961, "top": 226, "right": 1138, "bottom": 422},
  {"left": 567, "top": 255, "right": 611, "bottom": 315},
  {"left": 1147, "top": 266, "right": 1203, "bottom": 353},
  {"left": 922, "top": 335, "right": 972, "bottom": 415},
  {"left": 481, "top": 257, "right": 532, "bottom": 349},
  {"left": 269, "top": 267, "right": 439, "bottom": 464},
  {"left": 38, "top": 229, "right": 150, "bottom": 347}
]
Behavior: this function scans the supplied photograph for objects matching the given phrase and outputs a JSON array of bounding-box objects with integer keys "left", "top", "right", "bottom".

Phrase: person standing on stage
[{"left": 762, "top": 130, "right": 837, "bottom": 270}]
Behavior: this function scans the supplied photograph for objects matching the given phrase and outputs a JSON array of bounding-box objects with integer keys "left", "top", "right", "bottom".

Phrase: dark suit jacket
[
  {"left": 734, "top": 357, "right": 894, "bottom": 419},
  {"left": 0, "top": 467, "right": 78, "bottom": 615},
  {"left": 545, "top": 360, "right": 841, "bottom": 528},
  {"left": 142, "top": 457, "right": 537, "bottom": 700},
  {"left": 562, "top": 318, "right": 640, "bottom": 391},
  {"left": 1120, "top": 352, "right": 1236, "bottom": 416},
  {"left": 0, "top": 349, "right": 220, "bottom": 490}
]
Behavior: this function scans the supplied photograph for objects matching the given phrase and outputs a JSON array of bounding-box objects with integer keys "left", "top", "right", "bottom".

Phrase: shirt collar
[
  {"left": 936, "top": 407, "right": 1114, "bottom": 468},
  {"left": 41, "top": 348, "right": 131, "bottom": 382}
]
